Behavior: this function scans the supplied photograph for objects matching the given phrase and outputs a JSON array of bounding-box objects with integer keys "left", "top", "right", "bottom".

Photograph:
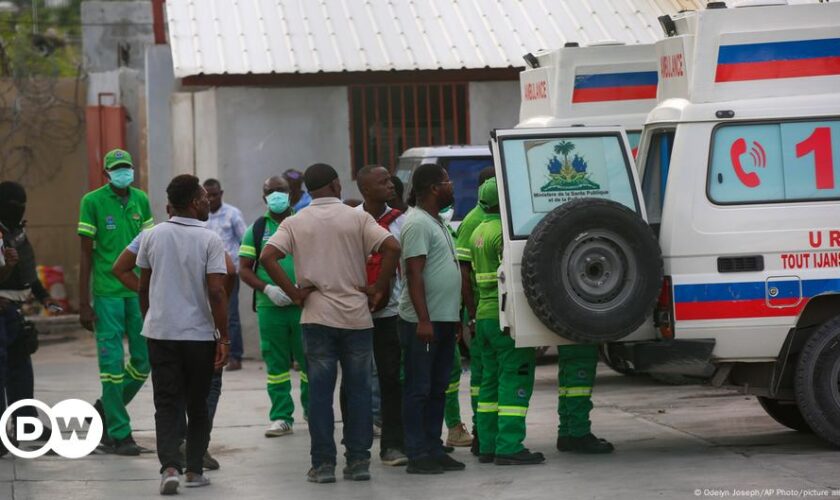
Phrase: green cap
[
  {"left": 104, "top": 149, "right": 133, "bottom": 170},
  {"left": 478, "top": 177, "right": 499, "bottom": 209}
]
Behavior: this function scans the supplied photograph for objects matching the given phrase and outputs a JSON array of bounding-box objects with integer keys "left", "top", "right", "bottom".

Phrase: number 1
[{"left": 796, "top": 127, "right": 834, "bottom": 190}]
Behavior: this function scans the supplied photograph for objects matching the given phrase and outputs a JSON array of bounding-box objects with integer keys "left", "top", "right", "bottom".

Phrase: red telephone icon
[{"left": 730, "top": 138, "right": 761, "bottom": 188}]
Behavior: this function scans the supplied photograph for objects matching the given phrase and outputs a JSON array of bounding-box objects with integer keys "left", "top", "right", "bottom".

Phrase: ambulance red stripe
[
  {"left": 571, "top": 85, "right": 657, "bottom": 103},
  {"left": 675, "top": 298, "right": 804, "bottom": 321},
  {"left": 715, "top": 56, "right": 840, "bottom": 82}
]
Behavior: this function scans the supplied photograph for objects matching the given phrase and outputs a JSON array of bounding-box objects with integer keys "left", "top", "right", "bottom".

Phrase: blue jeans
[
  {"left": 399, "top": 319, "right": 457, "bottom": 460},
  {"left": 301, "top": 324, "right": 373, "bottom": 467},
  {"left": 229, "top": 279, "right": 243, "bottom": 361}
]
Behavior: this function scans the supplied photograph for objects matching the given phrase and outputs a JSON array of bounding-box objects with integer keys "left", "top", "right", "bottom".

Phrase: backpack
[
  {"left": 366, "top": 208, "right": 402, "bottom": 286},
  {"left": 250, "top": 216, "right": 268, "bottom": 312}
]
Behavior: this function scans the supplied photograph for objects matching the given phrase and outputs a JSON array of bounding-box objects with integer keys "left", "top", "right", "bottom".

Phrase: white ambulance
[{"left": 493, "top": 0, "right": 840, "bottom": 447}]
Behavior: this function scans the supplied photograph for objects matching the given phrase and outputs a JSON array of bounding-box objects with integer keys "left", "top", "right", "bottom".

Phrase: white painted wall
[{"left": 468, "top": 80, "right": 521, "bottom": 144}]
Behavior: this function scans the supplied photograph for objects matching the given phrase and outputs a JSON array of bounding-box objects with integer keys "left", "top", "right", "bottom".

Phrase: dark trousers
[
  {"left": 228, "top": 279, "right": 244, "bottom": 361},
  {"left": 0, "top": 304, "right": 35, "bottom": 420},
  {"left": 399, "top": 320, "right": 457, "bottom": 460},
  {"left": 301, "top": 324, "right": 373, "bottom": 467},
  {"left": 176, "top": 369, "right": 223, "bottom": 441},
  {"left": 148, "top": 338, "right": 215, "bottom": 475},
  {"left": 372, "top": 315, "right": 404, "bottom": 454}
]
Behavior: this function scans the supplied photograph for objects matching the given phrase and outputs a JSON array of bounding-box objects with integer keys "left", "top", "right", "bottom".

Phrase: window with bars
[{"left": 348, "top": 83, "right": 470, "bottom": 174}]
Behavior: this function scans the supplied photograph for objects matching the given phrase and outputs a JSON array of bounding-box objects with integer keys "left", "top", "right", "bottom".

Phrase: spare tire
[{"left": 522, "top": 198, "right": 662, "bottom": 343}]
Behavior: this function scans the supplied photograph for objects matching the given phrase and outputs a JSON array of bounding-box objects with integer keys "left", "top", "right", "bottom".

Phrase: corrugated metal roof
[{"left": 166, "top": 0, "right": 704, "bottom": 78}]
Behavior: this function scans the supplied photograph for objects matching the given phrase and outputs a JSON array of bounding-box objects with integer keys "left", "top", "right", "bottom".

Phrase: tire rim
[
  {"left": 559, "top": 229, "right": 636, "bottom": 312},
  {"left": 831, "top": 354, "right": 840, "bottom": 410}
]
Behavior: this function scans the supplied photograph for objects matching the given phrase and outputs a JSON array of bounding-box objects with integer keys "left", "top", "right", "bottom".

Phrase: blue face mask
[
  {"left": 108, "top": 168, "right": 134, "bottom": 189},
  {"left": 266, "top": 191, "right": 291, "bottom": 214}
]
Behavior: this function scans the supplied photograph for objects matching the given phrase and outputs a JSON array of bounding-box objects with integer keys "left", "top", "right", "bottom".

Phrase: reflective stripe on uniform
[
  {"left": 477, "top": 401, "right": 498, "bottom": 413},
  {"left": 239, "top": 244, "right": 257, "bottom": 259},
  {"left": 100, "top": 373, "right": 124, "bottom": 384},
  {"left": 455, "top": 247, "right": 472, "bottom": 261},
  {"left": 558, "top": 386, "right": 592, "bottom": 398},
  {"left": 445, "top": 381, "right": 460, "bottom": 394},
  {"left": 299, "top": 372, "right": 308, "bottom": 383},
  {"left": 77, "top": 222, "right": 97, "bottom": 237},
  {"left": 470, "top": 386, "right": 480, "bottom": 397},
  {"left": 498, "top": 405, "right": 528, "bottom": 418},
  {"left": 142, "top": 218, "right": 155, "bottom": 230},
  {"left": 267, "top": 372, "right": 291, "bottom": 384},
  {"left": 125, "top": 362, "right": 148, "bottom": 381},
  {"left": 475, "top": 272, "right": 497, "bottom": 284}
]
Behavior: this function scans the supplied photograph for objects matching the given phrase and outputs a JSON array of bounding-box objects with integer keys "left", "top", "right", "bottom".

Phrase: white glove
[{"left": 263, "top": 285, "right": 293, "bottom": 307}]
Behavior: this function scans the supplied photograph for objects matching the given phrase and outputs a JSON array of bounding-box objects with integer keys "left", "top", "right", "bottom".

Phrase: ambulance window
[
  {"left": 627, "top": 131, "right": 642, "bottom": 158},
  {"left": 641, "top": 130, "right": 675, "bottom": 235},
  {"left": 439, "top": 157, "right": 494, "bottom": 220},
  {"left": 394, "top": 157, "right": 421, "bottom": 184},
  {"left": 708, "top": 119, "right": 840, "bottom": 204},
  {"left": 499, "top": 133, "right": 638, "bottom": 239}
]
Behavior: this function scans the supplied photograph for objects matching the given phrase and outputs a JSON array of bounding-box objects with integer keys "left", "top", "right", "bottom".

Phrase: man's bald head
[
  {"left": 263, "top": 175, "right": 289, "bottom": 196},
  {"left": 356, "top": 165, "right": 395, "bottom": 204}
]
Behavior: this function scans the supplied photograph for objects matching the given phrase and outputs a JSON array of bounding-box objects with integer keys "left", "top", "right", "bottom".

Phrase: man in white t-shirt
[
  {"left": 355, "top": 165, "right": 407, "bottom": 467},
  {"left": 136, "top": 175, "right": 229, "bottom": 495}
]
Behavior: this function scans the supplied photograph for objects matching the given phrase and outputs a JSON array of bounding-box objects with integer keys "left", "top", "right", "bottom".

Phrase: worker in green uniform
[
  {"left": 453, "top": 166, "right": 495, "bottom": 455},
  {"left": 556, "top": 344, "right": 614, "bottom": 453},
  {"left": 78, "top": 149, "right": 154, "bottom": 456},
  {"left": 239, "top": 175, "right": 308, "bottom": 438},
  {"left": 472, "top": 178, "right": 544, "bottom": 466}
]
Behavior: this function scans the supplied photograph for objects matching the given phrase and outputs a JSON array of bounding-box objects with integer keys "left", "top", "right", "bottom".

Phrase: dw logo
[{"left": 0, "top": 399, "right": 103, "bottom": 459}]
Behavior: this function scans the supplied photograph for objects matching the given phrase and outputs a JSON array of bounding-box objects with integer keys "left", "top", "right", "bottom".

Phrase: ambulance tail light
[{"left": 655, "top": 276, "right": 675, "bottom": 339}]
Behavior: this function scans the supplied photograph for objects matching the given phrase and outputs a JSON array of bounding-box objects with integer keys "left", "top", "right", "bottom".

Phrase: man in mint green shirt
[{"left": 398, "top": 163, "right": 463, "bottom": 474}]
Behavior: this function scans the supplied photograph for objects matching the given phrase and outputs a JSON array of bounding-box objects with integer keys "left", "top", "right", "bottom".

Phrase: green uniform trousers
[
  {"left": 444, "top": 346, "right": 463, "bottom": 428},
  {"left": 476, "top": 319, "right": 535, "bottom": 456},
  {"left": 557, "top": 344, "right": 598, "bottom": 437},
  {"left": 469, "top": 321, "right": 483, "bottom": 427},
  {"left": 93, "top": 295, "right": 148, "bottom": 441},
  {"left": 257, "top": 305, "right": 308, "bottom": 423}
]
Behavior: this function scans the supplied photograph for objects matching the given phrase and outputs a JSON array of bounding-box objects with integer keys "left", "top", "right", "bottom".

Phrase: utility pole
[{"left": 31, "top": 0, "right": 38, "bottom": 35}]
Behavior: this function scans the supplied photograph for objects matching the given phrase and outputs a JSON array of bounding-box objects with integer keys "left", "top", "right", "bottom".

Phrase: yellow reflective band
[
  {"left": 77, "top": 222, "right": 97, "bottom": 236},
  {"left": 498, "top": 405, "right": 528, "bottom": 417},
  {"left": 475, "top": 273, "right": 497, "bottom": 283},
  {"left": 100, "top": 373, "right": 124, "bottom": 384},
  {"left": 299, "top": 373, "right": 308, "bottom": 383},
  {"left": 558, "top": 386, "right": 592, "bottom": 398},
  {"left": 142, "top": 218, "right": 155, "bottom": 229},
  {"left": 470, "top": 386, "right": 480, "bottom": 397},
  {"left": 125, "top": 363, "right": 148, "bottom": 381},
  {"left": 267, "top": 372, "right": 291, "bottom": 384},
  {"left": 456, "top": 247, "right": 471, "bottom": 258},
  {"left": 477, "top": 401, "right": 498, "bottom": 413},
  {"left": 239, "top": 245, "right": 257, "bottom": 258},
  {"left": 445, "top": 382, "right": 460, "bottom": 394}
]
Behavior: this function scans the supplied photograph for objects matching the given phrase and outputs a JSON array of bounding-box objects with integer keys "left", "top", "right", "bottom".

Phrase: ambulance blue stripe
[
  {"left": 573, "top": 71, "right": 658, "bottom": 89},
  {"left": 717, "top": 38, "right": 840, "bottom": 64},
  {"left": 674, "top": 278, "right": 840, "bottom": 303}
]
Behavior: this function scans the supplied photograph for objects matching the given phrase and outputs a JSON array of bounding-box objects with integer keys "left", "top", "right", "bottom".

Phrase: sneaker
[
  {"left": 184, "top": 472, "right": 211, "bottom": 488},
  {"left": 307, "top": 464, "right": 336, "bottom": 483},
  {"left": 434, "top": 454, "right": 466, "bottom": 471},
  {"left": 159, "top": 467, "right": 179, "bottom": 495},
  {"left": 342, "top": 459, "right": 371, "bottom": 481},
  {"left": 113, "top": 435, "right": 141, "bottom": 456},
  {"left": 445, "top": 422, "right": 473, "bottom": 447},
  {"left": 556, "top": 433, "right": 615, "bottom": 454},
  {"left": 494, "top": 449, "right": 546, "bottom": 466},
  {"left": 380, "top": 448, "right": 408, "bottom": 466},
  {"left": 265, "top": 420, "right": 293, "bottom": 437},
  {"left": 478, "top": 453, "right": 495, "bottom": 464},
  {"left": 443, "top": 445, "right": 455, "bottom": 454},
  {"left": 226, "top": 358, "right": 242, "bottom": 371},
  {"left": 203, "top": 450, "right": 220, "bottom": 470},
  {"left": 406, "top": 457, "right": 443, "bottom": 475}
]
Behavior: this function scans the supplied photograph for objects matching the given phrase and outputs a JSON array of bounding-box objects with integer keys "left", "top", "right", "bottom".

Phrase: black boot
[
  {"left": 470, "top": 427, "right": 480, "bottom": 456},
  {"left": 92, "top": 399, "right": 113, "bottom": 447},
  {"left": 494, "top": 449, "right": 545, "bottom": 466},
  {"left": 557, "top": 433, "right": 614, "bottom": 454}
]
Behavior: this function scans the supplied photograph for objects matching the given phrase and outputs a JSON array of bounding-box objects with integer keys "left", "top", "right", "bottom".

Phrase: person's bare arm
[
  {"left": 112, "top": 250, "right": 139, "bottom": 292},
  {"left": 367, "top": 235, "right": 401, "bottom": 312},
  {"left": 207, "top": 273, "right": 230, "bottom": 370},
  {"left": 405, "top": 255, "right": 434, "bottom": 343},
  {"left": 460, "top": 261, "right": 476, "bottom": 320},
  {"left": 79, "top": 236, "right": 96, "bottom": 331},
  {"left": 239, "top": 256, "right": 267, "bottom": 292},
  {"left": 139, "top": 268, "right": 151, "bottom": 317},
  {"left": 224, "top": 253, "right": 236, "bottom": 297}
]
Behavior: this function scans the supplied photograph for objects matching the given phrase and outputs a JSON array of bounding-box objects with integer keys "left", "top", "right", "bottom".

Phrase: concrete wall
[
  {"left": 468, "top": 80, "right": 521, "bottom": 144},
  {"left": 145, "top": 45, "right": 176, "bottom": 221},
  {"left": 82, "top": 1, "right": 154, "bottom": 73}
]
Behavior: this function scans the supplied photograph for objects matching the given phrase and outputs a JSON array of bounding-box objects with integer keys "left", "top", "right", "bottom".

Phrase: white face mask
[{"left": 439, "top": 205, "right": 454, "bottom": 225}]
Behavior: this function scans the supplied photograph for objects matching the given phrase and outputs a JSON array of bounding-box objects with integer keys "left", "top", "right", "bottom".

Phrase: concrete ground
[{"left": 2, "top": 330, "right": 839, "bottom": 500}]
